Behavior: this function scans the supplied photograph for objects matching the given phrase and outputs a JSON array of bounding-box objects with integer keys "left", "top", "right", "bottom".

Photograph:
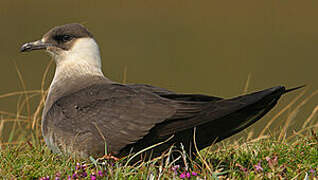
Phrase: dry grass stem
[
  {"left": 259, "top": 87, "right": 307, "bottom": 137},
  {"left": 242, "top": 73, "right": 251, "bottom": 94}
]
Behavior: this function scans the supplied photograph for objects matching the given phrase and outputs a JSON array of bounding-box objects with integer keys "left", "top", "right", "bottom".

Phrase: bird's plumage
[
  {"left": 42, "top": 75, "right": 287, "bottom": 159},
  {"left": 20, "top": 23, "right": 301, "bottom": 161}
]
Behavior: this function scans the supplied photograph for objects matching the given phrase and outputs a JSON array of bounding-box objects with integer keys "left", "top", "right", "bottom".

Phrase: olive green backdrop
[{"left": 0, "top": 0, "right": 317, "bottom": 136}]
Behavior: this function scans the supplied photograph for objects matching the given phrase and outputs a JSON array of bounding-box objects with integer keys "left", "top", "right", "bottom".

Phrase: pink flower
[
  {"left": 172, "top": 165, "right": 180, "bottom": 175},
  {"left": 265, "top": 156, "right": 270, "bottom": 162},
  {"left": 272, "top": 156, "right": 278, "bottom": 164},
  {"left": 72, "top": 173, "right": 77, "bottom": 179},
  {"left": 254, "top": 162, "right": 263, "bottom": 172},
  {"left": 179, "top": 172, "right": 186, "bottom": 179},
  {"left": 41, "top": 176, "right": 49, "bottom": 180},
  {"left": 75, "top": 163, "right": 81, "bottom": 170},
  {"left": 309, "top": 168, "right": 315, "bottom": 174},
  {"left": 186, "top": 172, "right": 191, "bottom": 178},
  {"left": 179, "top": 171, "right": 192, "bottom": 178},
  {"left": 98, "top": 170, "right": 103, "bottom": 177},
  {"left": 171, "top": 165, "right": 180, "bottom": 171},
  {"left": 266, "top": 156, "right": 278, "bottom": 169},
  {"left": 191, "top": 172, "right": 198, "bottom": 176}
]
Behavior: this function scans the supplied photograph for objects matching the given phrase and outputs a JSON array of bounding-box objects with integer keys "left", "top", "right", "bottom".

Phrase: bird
[{"left": 20, "top": 23, "right": 302, "bottom": 161}]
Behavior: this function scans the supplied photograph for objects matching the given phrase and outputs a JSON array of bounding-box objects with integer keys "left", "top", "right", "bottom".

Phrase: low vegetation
[{"left": 0, "top": 131, "right": 317, "bottom": 179}]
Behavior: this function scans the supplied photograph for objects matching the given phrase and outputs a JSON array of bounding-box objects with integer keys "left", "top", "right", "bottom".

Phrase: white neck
[{"left": 50, "top": 37, "right": 107, "bottom": 87}]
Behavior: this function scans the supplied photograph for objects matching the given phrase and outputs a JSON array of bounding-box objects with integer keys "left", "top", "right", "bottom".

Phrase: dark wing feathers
[
  {"left": 48, "top": 83, "right": 178, "bottom": 154},
  {"left": 157, "top": 86, "right": 285, "bottom": 137}
]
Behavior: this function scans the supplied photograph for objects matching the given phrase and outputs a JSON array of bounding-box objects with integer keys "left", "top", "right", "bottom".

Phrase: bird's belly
[{"left": 42, "top": 125, "right": 104, "bottom": 159}]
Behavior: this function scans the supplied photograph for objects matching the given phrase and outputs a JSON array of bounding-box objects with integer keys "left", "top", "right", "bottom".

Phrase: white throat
[{"left": 50, "top": 37, "right": 105, "bottom": 86}]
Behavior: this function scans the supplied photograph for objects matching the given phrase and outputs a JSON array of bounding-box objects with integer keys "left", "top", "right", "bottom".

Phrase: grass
[
  {"left": 0, "top": 131, "right": 317, "bottom": 179},
  {"left": 0, "top": 63, "right": 317, "bottom": 179}
]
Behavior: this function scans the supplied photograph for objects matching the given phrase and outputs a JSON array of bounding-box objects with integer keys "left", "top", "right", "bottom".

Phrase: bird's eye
[
  {"left": 55, "top": 35, "right": 73, "bottom": 43},
  {"left": 62, "top": 35, "right": 73, "bottom": 42}
]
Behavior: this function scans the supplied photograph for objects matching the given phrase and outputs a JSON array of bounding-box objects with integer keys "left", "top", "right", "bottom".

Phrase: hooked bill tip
[
  {"left": 20, "top": 43, "right": 31, "bottom": 52},
  {"left": 20, "top": 43, "right": 32, "bottom": 52}
]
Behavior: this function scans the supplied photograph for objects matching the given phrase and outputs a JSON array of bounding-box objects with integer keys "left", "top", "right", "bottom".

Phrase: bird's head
[{"left": 20, "top": 23, "right": 102, "bottom": 68}]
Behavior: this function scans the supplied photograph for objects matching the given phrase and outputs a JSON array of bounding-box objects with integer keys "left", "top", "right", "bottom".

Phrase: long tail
[
  {"left": 191, "top": 85, "right": 304, "bottom": 150},
  {"left": 284, "top": 85, "right": 306, "bottom": 94}
]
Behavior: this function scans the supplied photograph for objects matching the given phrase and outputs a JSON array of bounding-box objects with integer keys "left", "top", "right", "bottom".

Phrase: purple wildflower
[
  {"left": 75, "top": 163, "right": 81, "bottom": 170},
  {"left": 91, "top": 175, "right": 97, "bottom": 180},
  {"left": 309, "top": 168, "right": 315, "bottom": 174},
  {"left": 180, "top": 171, "right": 192, "bottom": 179},
  {"left": 55, "top": 173, "right": 60, "bottom": 180},
  {"left": 172, "top": 165, "right": 180, "bottom": 175},
  {"left": 179, "top": 172, "right": 186, "bottom": 179},
  {"left": 254, "top": 162, "right": 263, "bottom": 172},
  {"left": 191, "top": 172, "right": 198, "bottom": 176},
  {"left": 72, "top": 173, "right": 77, "bottom": 179},
  {"left": 67, "top": 176, "right": 71, "bottom": 180},
  {"left": 81, "top": 171, "right": 88, "bottom": 177},
  {"left": 185, "top": 172, "right": 191, "bottom": 178},
  {"left": 98, "top": 170, "right": 103, "bottom": 177}
]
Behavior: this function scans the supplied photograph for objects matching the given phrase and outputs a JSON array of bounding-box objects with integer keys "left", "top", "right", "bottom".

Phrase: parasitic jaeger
[{"left": 20, "top": 23, "right": 302, "bottom": 160}]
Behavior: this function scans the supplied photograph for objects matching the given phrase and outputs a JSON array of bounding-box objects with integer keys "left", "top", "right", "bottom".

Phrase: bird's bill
[{"left": 20, "top": 40, "right": 50, "bottom": 52}]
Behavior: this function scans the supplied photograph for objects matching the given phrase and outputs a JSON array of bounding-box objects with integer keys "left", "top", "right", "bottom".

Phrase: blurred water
[{"left": 0, "top": 0, "right": 317, "bottom": 136}]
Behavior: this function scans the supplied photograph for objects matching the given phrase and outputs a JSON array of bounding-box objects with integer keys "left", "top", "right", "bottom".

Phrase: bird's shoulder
[{"left": 51, "top": 82, "right": 178, "bottom": 120}]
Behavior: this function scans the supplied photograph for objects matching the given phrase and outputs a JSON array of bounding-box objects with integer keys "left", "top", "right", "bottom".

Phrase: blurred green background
[{"left": 0, "top": 0, "right": 317, "bottom": 136}]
